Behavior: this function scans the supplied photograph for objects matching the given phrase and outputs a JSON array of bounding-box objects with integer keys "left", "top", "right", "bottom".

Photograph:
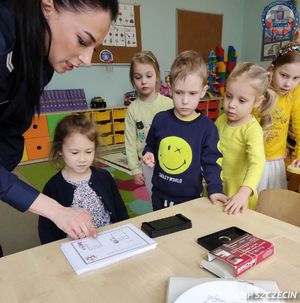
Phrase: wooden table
[
  {"left": 287, "top": 164, "right": 300, "bottom": 192},
  {"left": 0, "top": 198, "right": 300, "bottom": 303}
]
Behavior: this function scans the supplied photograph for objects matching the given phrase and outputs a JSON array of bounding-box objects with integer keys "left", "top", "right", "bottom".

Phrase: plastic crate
[
  {"left": 208, "top": 100, "right": 220, "bottom": 109},
  {"left": 94, "top": 110, "right": 110, "bottom": 121},
  {"left": 97, "top": 123, "right": 112, "bottom": 133},
  {"left": 100, "top": 134, "right": 113, "bottom": 145},
  {"left": 197, "top": 101, "right": 207, "bottom": 111},
  {"left": 115, "top": 133, "right": 125, "bottom": 144},
  {"left": 208, "top": 109, "right": 219, "bottom": 120},
  {"left": 112, "top": 109, "right": 126, "bottom": 119},
  {"left": 114, "top": 121, "right": 125, "bottom": 131}
]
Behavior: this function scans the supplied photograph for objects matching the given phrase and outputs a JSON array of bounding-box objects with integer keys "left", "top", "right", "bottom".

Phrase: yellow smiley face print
[{"left": 158, "top": 136, "right": 192, "bottom": 175}]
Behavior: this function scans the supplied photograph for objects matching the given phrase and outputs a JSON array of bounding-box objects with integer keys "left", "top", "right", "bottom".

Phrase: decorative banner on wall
[{"left": 261, "top": 0, "right": 299, "bottom": 61}]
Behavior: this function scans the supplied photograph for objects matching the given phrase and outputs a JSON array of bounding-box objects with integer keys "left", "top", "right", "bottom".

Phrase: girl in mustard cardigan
[{"left": 257, "top": 41, "right": 300, "bottom": 191}]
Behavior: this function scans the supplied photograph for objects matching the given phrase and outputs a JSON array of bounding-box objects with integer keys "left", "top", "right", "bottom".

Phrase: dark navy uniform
[{"left": 0, "top": 3, "right": 54, "bottom": 211}]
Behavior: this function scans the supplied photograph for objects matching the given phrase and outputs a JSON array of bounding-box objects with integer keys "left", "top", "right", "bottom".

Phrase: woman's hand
[
  {"left": 29, "top": 193, "right": 97, "bottom": 239},
  {"left": 52, "top": 206, "right": 97, "bottom": 240}
]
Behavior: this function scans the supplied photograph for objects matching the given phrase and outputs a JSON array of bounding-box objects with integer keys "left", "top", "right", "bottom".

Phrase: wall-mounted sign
[
  {"left": 262, "top": 1, "right": 299, "bottom": 39},
  {"left": 99, "top": 49, "right": 114, "bottom": 63},
  {"left": 261, "top": 1, "right": 299, "bottom": 61}
]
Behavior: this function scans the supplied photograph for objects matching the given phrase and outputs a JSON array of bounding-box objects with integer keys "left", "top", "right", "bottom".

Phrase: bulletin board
[
  {"left": 177, "top": 9, "right": 223, "bottom": 61},
  {"left": 92, "top": 4, "right": 142, "bottom": 64}
]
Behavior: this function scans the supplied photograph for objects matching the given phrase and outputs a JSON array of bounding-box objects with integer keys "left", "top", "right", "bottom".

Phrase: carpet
[
  {"left": 16, "top": 161, "right": 152, "bottom": 218},
  {"left": 98, "top": 151, "right": 130, "bottom": 173}
]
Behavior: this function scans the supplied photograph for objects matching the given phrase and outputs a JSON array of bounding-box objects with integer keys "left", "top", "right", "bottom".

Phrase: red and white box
[{"left": 201, "top": 234, "right": 274, "bottom": 278}]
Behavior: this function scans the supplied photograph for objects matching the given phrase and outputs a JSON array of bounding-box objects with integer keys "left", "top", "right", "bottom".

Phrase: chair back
[{"left": 256, "top": 189, "right": 300, "bottom": 227}]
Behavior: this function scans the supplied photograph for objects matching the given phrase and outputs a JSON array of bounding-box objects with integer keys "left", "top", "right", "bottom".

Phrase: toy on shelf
[
  {"left": 124, "top": 90, "right": 137, "bottom": 106},
  {"left": 90, "top": 96, "right": 107, "bottom": 108},
  {"left": 207, "top": 45, "right": 238, "bottom": 97},
  {"left": 207, "top": 50, "right": 220, "bottom": 98},
  {"left": 226, "top": 46, "right": 237, "bottom": 75},
  {"left": 160, "top": 72, "right": 171, "bottom": 97},
  {"left": 215, "top": 46, "right": 227, "bottom": 96}
]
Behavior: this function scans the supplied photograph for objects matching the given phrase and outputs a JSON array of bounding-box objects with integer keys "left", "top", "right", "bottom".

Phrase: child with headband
[
  {"left": 257, "top": 41, "right": 300, "bottom": 191},
  {"left": 125, "top": 51, "right": 173, "bottom": 199},
  {"left": 216, "top": 63, "right": 275, "bottom": 214}
]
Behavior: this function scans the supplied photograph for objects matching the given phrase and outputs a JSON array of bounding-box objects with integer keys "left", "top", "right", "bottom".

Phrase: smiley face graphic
[{"left": 158, "top": 136, "right": 192, "bottom": 174}]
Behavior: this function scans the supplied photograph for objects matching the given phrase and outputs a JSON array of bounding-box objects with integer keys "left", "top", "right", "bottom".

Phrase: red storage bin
[
  {"left": 197, "top": 101, "right": 207, "bottom": 111},
  {"left": 208, "top": 100, "right": 220, "bottom": 109},
  {"left": 208, "top": 109, "right": 219, "bottom": 120}
]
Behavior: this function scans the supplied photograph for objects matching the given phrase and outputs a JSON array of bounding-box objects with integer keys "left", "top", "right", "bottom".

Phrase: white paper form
[
  {"left": 72, "top": 225, "right": 153, "bottom": 264},
  {"left": 61, "top": 223, "right": 157, "bottom": 274}
]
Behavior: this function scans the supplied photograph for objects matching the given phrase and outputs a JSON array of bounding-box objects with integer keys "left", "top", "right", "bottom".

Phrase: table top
[{"left": 1, "top": 198, "right": 300, "bottom": 303}]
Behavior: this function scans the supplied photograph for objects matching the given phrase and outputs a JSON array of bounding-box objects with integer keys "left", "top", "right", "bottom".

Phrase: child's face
[
  {"left": 171, "top": 73, "right": 207, "bottom": 119},
  {"left": 224, "top": 77, "right": 263, "bottom": 126},
  {"left": 271, "top": 62, "right": 300, "bottom": 95},
  {"left": 61, "top": 132, "right": 95, "bottom": 177},
  {"left": 132, "top": 62, "right": 157, "bottom": 100}
]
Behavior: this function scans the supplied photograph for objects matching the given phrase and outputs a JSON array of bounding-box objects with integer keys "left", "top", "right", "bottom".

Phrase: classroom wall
[{"left": 46, "top": 0, "right": 246, "bottom": 107}]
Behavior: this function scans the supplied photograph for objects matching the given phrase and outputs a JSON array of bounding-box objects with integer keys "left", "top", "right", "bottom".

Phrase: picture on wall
[
  {"left": 261, "top": 0, "right": 299, "bottom": 61},
  {"left": 261, "top": 30, "right": 292, "bottom": 61}
]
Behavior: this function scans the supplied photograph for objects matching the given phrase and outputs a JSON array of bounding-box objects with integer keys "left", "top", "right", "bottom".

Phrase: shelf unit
[
  {"left": 20, "top": 107, "right": 127, "bottom": 165},
  {"left": 197, "top": 97, "right": 223, "bottom": 121}
]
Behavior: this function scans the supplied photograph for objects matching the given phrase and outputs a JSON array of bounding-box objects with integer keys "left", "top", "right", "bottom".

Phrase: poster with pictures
[
  {"left": 261, "top": 1, "right": 299, "bottom": 61},
  {"left": 125, "top": 27, "right": 137, "bottom": 47},
  {"left": 102, "top": 4, "right": 136, "bottom": 47},
  {"left": 261, "top": 31, "right": 292, "bottom": 61},
  {"left": 116, "top": 4, "right": 135, "bottom": 26}
]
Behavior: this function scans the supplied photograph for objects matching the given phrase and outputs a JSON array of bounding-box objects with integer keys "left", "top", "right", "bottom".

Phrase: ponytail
[{"left": 258, "top": 88, "right": 277, "bottom": 138}]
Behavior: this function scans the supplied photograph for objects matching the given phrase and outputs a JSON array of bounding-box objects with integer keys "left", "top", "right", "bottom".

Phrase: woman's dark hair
[{"left": 10, "top": 0, "right": 118, "bottom": 113}]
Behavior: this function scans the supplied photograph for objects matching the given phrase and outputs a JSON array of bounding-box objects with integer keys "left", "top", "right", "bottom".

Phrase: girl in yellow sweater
[
  {"left": 257, "top": 41, "right": 300, "bottom": 191},
  {"left": 216, "top": 63, "right": 275, "bottom": 214}
]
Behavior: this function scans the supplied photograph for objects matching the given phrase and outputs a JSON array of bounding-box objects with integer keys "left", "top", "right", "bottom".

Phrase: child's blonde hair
[
  {"left": 170, "top": 50, "right": 208, "bottom": 86},
  {"left": 129, "top": 51, "right": 161, "bottom": 91},
  {"left": 227, "top": 62, "right": 276, "bottom": 135},
  {"left": 51, "top": 114, "right": 99, "bottom": 169}
]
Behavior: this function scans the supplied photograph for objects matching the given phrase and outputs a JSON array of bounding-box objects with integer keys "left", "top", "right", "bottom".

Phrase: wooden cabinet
[{"left": 20, "top": 107, "right": 127, "bottom": 164}]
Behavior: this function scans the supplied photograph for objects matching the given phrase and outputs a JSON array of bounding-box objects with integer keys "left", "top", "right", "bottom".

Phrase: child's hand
[
  {"left": 142, "top": 152, "right": 155, "bottom": 167},
  {"left": 209, "top": 193, "right": 229, "bottom": 205},
  {"left": 133, "top": 173, "right": 144, "bottom": 185},
  {"left": 223, "top": 186, "right": 252, "bottom": 215},
  {"left": 291, "top": 158, "right": 300, "bottom": 168}
]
